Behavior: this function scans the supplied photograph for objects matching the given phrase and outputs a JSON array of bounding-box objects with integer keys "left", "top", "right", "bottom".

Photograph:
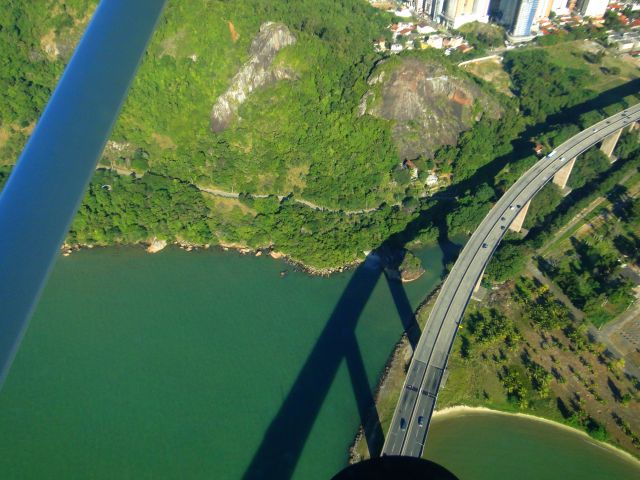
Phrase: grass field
[
  {"left": 541, "top": 171, "right": 640, "bottom": 258},
  {"left": 462, "top": 40, "right": 640, "bottom": 101},
  {"left": 461, "top": 58, "right": 512, "bottom": 97},
  {"left": 542, "top": 40, "right": 640, "bottom": 93},
  {"left": 352, "top": 276, "right": 640, "bottom": 461}
]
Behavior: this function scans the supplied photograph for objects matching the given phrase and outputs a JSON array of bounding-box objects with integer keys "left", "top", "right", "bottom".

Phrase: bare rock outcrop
[
  {"left": 146, "top": 238, "right": 167, "bottom": 253},
  {"left": 360, "top": 58, "right": 502, "bottom": 160},
  {"left": 211, "top": 22, "right": 297, "bottom": 132}
]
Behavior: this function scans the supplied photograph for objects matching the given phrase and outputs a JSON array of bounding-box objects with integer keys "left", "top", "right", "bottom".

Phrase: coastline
[
  {"left": 61, "top": 240, "right": 429, "bottom": 279},
  {"left": 431, "top": 405, "right": 640, "bottom": 466},
  {"left": 60, "top": 240, "right": 363, "bottom": 276},
  {"left": 347, "top": 284, "right": 640, "bottom": 464}
]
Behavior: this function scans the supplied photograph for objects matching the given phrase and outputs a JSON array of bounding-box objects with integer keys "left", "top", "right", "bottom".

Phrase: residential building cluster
[
  {"left": 398, "top": 0, "right": 640, "bottom": 40},
  {"left": 377, "top": 20, "right": 475, "bottom": 53},
  {"left": 607, "top": 29, "right": 640, "bottom": 51}
]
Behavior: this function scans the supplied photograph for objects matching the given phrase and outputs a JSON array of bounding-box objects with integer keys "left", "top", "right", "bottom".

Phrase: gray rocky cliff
[
  {"left": 360, "top": 58, "right": 502, "bottom": 160},
  {"left": 211, "top": 22, "right": 297, "bottom": 132}
]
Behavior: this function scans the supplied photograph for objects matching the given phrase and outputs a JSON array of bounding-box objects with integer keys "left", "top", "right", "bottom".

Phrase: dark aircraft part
[{"left": 332, "top": 456, "right": 459, "bottom": 480}]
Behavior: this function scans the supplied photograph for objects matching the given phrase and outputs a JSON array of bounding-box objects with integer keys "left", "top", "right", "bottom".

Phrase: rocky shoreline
[
  {"left": 60, "top": 239, "right": 362, "bottom": 277},
  {"left": 61, "top": 237, "right": 431, "bottom": 280}
]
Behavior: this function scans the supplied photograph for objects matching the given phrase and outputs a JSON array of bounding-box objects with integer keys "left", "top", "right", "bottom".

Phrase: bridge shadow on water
[
  {"left": 241, "top": 80, "right": 639, "bottom": 479},
  {"left": 242, "top": 253, "right": 421, "bottom": 479}
]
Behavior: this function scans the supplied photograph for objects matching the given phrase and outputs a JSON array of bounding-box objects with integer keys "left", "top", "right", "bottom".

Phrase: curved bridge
[{"left": 383, "top": 103, "right": 640, "bottom": 458}]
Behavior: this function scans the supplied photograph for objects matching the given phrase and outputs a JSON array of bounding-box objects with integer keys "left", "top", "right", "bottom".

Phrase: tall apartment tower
[
  {"left": 411, "top": 0, "right": 427, "bottom": 12},
  {"left": 494, "top": 0, "right": 540, "bottom": 37},
  {"left": 493, "top": 0, "right": 519, "bottom": 28},
  {"left": 533, "top": 0, "right": 554, "bottom": 23},
  {"left": 512, "top": 0, "right": 540, "bottom": 36},
  {"left": 411, "top": 0, "right": 441, "bottom": 17},
  {"left": 441, "top": 0, "right": 491, "bottom": 28}
]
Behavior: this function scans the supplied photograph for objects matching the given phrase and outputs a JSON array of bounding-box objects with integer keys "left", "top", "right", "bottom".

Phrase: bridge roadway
[{"left": 382, "top": 103, "right": 640, "bottom": 458}]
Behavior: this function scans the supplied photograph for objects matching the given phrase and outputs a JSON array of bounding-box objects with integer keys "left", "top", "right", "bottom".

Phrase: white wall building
[
  {"left": 427, "top": 34, "right": 444, "bottom": 48},
  {"left": 395, "top": 8, "right": 415, "bottom": 17},
  {"left": 417, "top": 24, "right": 437, "bottom": 34},
  {"left": 533, "top": 0, "right": 554, "bottom": 23},
  {"left": 578, "top": 0, "right": 609, "bottom": 18},
  {"left": 550, "top": 0, "right": 570, "bottom": 16},
  {"left": 441, "top": 0, "right": 491, "bottom": 29}
]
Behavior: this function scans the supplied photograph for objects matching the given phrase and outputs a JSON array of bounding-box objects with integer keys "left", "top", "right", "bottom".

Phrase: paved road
[
  {"left": 590, "top": 294, "right": 640, "bottom": 381},
  {"left": 382, "top": 103, "right": 640, "bottom": 458},
  {"left": 99, "top": 166, "right": 386, "bottom": 215}
]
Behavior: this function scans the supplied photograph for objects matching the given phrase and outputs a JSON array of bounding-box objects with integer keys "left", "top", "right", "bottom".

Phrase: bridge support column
[
  {"left": 629, "top": 121, "right": 638, "bottom": 132},
  {"left": 552, "top": 157, "right": 576, "bottom": 190},
  {"left": 508, "top": 200, "right": 531, "bottom": 233},
  {"left": 473, "top": 269, "right": 485, "bottom": 293},
  {"left": 600, "top": 127, "right": 623, "bottom": 160}
]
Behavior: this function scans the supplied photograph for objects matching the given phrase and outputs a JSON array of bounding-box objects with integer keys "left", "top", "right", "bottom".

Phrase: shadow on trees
[
  {"left": 242, "top": 79, "right": 640, "bottom": 480},
  {"left": 556, "top": 397, "right": 571, "bottom": 419},
  {"left": 471, "top": 79, "right": 640, "bottom": 195},
  {"left": 527, "top": 156, "right": 634, "bottom": 243},
  {"left": 607, "top": 377, "right": 623, "bottom": 402}
]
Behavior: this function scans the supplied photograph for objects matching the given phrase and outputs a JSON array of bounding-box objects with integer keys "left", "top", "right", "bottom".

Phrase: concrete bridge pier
[
  {"left": 508, "top": 200, "right": 531, "bottom": 233},
  {"left": 600, "top": 127, "right": 623, "bottom": 160},
  {"left": 474, "top": 269, "right": 484, "bottom": 293},
  {"left": 552, "top": 157, "right": 576, "bottom": 190}
]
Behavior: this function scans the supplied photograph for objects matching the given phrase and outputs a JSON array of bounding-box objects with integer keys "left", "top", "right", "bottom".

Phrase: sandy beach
[{"left": 433, "top": 405, "right": 640, "bottom": 465}]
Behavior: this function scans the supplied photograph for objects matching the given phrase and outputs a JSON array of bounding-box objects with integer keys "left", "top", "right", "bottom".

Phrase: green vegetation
[
  {"left": 568, "top": 150, "right": 611, "bottom": 189},
  {"left": 0, "top": 165, "right": 11, "bottom": 189},
  {"left": 501, "top": 366, "right": 529, "bottom": 407},
  {"left": 0, "top": 0, "right": 411, "bottom": 268},
  {"left": 536, "top": 26, "right": 596, "bottom": 47},
  {"left": 68, "top": 171, "right": 212, "bottom": 245},
  {"left": 0, "top": 1, "right": 94, "bottom": 164},
  {"left": 457, "top": 22, "right": 505, "bottom": 51},
  {"left": 433, "top": 106, "right": 524, "bottom": 181},
  {"left": 487, "top": 146, "right": 640, "bottom": 284},
  {"left": 513, "top": 277, "right": 571, "bottom": 331},
  {"left": 503, "top": 50, "right": 592, "bottom": 123},
  {"left": 525, "top": 183, "right": 564, "bottom": 229},
  {"left": 2, "top": 2, "right": 639, "bottom": 270},
  {"left": 467, "top": 307, "right": 521, "bottom": 348},
  {"left": 566, "top": 398, "right": 610, "bottom": 442},
  {"left": 539, "top": 235, "right": 635, "bottom": 327},
  {"left": 70, "top": 171, "right": 418, "bottom": 268},
  {"left": 446, "top": 183, "right": 496, "bottom": 235},
  {"left": 433, "top": 275, "right": 640, "bottom": 453},
  {"left": 525, "top": 361, "right": 552, "bottom": 398},
  {"left": 110, "top": 0, "right": 402, "bottom": 211},
  {"left": 460, "top": 58, "right": 512, "bottom": 97},
  {"left": 542, "top": 40, "right": 639, "bottom": 93},
  {"left": 485, "top": 239, "right": 531, "bottom": 282},
  {"left": 397, "top": 249, "right": 424, "bottom": 280}
]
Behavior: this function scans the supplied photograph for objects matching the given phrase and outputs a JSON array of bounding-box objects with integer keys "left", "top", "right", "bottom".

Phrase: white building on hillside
[
  {"left": 577, "top": 0, "right": 609, "bottom": 18},
  {"left": 550, "top": 0, "right": 571, "bottom": 16},
  {"left": 427, "top": 34, "right": 444, "bottom": 48},
  {"left": 417, "top": 24, "right": 437, "bottom": 34},
  {"left": 441, "top": 0, "right": 492, "bottom": 29}
]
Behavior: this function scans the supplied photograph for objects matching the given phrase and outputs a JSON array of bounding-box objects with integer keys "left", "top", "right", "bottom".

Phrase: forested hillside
[{"left": 1, "top": 1, "right": 638, "bottom": 269}]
